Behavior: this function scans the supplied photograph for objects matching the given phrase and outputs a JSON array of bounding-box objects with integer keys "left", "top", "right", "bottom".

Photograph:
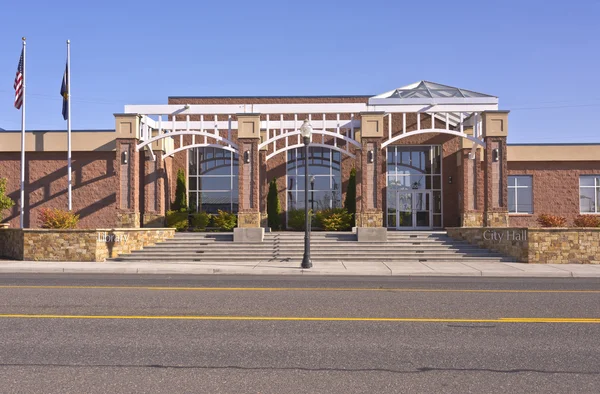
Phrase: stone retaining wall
[
  {"left": 0, "top": 228, "right": 175, "bottom": 262},
  {"left": 447, "top": 227, "right": 600, "bottom": 264}
]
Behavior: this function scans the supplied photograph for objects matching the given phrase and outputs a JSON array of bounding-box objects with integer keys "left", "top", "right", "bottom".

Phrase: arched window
[
  {"left": 287, "top": 147, "right": 342, "bottom": 211},
  {"left": 188, "top": 147, "right": 239, "bottom": 213}
]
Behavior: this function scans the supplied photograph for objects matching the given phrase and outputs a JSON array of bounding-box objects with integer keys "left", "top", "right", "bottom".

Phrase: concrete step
[
  {"left": 126, "top": 252, "right": 506, "bottom": 259},
  {"left": 113, "top": 256, "right": 514, "bottom": 263}
]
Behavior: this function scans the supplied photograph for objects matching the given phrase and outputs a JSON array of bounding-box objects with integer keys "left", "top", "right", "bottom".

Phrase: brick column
[
  {"left": 114, "top": 114, "right": 142, "bottom": 228},
  {"left": 355, "top": 112, "right": 386, "bottom": 241},
  {"left": 141, "top": 146, "right": 167, "bottom": 227},
  {"left": 458, "top": 126, "right": 484, "bottom": 227},
  {"left": 234, "top": 114, "right": 263, "bottom": 241},
  {"left": 482, "top": 111, "right": 510, "bottom": 227}
]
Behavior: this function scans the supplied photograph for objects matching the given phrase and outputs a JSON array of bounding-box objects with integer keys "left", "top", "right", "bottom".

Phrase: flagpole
[
  {"left": 20, "top": 37, "right": 26, "bottom": 228},
  {"left": 67, "top": 40, "right": 72, "bottom": 211}
]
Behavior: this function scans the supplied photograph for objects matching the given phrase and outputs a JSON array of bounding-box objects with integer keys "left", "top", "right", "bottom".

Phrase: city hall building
[{"left": 1, "top": 81, "right": 599, "bottom": 233}]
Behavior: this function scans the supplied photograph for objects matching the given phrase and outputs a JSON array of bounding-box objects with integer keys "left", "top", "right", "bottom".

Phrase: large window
[
  {"left": 188, "top": 147, "right": 239, "bottom": 213},
  {"left": 508, "top": 176, "right": 533, "bottom": 214},
  {"left": 287, "top": 147, "right": 341, "bottom": 211},
  {"left": 580, "top": 175, "right": 600, "bottom": 213}
]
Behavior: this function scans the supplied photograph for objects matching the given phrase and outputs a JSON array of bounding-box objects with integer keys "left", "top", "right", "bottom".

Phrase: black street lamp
[{"left": 300, "top": 119, "right": 313, "bottom": 269}]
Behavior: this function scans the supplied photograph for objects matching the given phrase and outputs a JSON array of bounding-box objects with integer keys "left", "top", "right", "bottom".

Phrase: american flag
[{"left": 14, "top": 49, "right": 24, "bottom": 110}]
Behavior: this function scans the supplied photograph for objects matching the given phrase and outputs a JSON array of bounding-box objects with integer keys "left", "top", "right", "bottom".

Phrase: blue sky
[{"left": 1, "top": 0, "right": 599, "bottom": 143}]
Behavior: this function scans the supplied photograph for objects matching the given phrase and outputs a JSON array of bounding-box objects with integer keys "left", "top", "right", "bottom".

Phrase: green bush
[
  {"left": 173, "top": 169, "right": 187, "bottom": 212},
  {"left": 166, "top": 210, "right": 189, "bottom": 232},
  {"left": 190, "top": 211, "right": 211, "bottom": 230},
  {"left": 287, "top": 208, "right": 310, "bottom": 230},
  {"left": 267, "top": 178, "right": 281, "bottom": 230},
  {"left": 38, "top": 208, "right": 80, "bottom": 229},
  {"left": 315, "top": 208, "right": 353, "bottom": 231},
  {"left": 212, "top": 210, "right": 237, "bottom": 231},
  {"left": 344, "top": 168, "right": 356, "bottom": 226},
  {"left": 0, "top": 178, "right": 15, "bottom": 222}
]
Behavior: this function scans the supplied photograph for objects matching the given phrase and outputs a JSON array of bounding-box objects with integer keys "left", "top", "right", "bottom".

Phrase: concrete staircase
[{"left": 111, "top": 231, "right": 515, "bottom": 263}]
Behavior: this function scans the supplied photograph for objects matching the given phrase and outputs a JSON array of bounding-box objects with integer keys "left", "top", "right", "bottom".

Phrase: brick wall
[
  {"left": 0, "top": 151, "right": 118, "bottom": 228},
  {"left": 508, "top": 161, "right": 600, "bottom": 227}
]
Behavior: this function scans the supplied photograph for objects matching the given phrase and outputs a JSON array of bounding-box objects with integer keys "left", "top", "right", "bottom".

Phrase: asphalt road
[{"left": 0, "top": 274, "right": 599, "bottom": 393}]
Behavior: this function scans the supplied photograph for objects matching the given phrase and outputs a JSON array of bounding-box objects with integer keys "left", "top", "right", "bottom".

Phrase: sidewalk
[{"left": 1, "top": 259, "right": 600, "bottom": 277}]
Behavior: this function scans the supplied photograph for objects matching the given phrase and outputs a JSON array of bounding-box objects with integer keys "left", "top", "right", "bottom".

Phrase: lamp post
[{"left": 300, "top": 119, "right": 313, "bottom": 269}]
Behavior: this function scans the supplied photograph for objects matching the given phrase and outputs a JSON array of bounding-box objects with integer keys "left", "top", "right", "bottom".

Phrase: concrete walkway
[{"left": 1, "top": 259, "right": 600, "bottom": 277}]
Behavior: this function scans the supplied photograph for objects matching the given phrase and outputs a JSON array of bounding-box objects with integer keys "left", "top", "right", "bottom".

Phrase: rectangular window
[
  {"left": 580, "top": 176, "right": 600, "bottom": 213},
  {"left": 508, "top": 175, "right": 533, "bottom": 214}
]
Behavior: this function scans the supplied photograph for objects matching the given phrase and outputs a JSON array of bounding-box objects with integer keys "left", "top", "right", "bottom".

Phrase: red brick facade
[
  {"left": 0, "top": 151, "right": 117, "bottom": 228},
  {"left": 508, "top": 161, "right": 600, "bottom": 227}
]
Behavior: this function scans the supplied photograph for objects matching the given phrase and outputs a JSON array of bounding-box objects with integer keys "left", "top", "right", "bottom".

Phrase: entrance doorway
[
  {"left": 386, "top": 145, "right": 442, "bottom": 230},
  {"left": 388, "top": 190, "right": 432, "bottom": 230}
]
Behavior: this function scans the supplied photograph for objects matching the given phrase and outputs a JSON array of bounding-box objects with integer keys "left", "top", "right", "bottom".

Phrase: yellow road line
[
  {"left": 0, "top": 314, "right": 599, "bottom": 323},
  {"left": 0, "top": 285, "right": 599, "bottom": 293}
]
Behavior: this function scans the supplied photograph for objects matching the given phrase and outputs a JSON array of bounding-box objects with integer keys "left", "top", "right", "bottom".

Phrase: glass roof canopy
[{"left": 369, "top": 81, "right": 498, "bottom": 107}]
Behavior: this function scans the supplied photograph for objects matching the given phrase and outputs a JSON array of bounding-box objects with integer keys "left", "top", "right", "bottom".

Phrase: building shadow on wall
[{"left": 5, "top": 155, "right": 116, "bottom": 227}]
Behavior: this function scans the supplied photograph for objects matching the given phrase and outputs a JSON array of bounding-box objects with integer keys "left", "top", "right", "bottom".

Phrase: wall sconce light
[
  {"left": 492, "top": 148, "right": 500, "bottom": 162},
  {"left": 448, "top": 176, "right": 452, "bottom": 184},
  {"left": 122, "top": 150, "right": 128, "bottom": 164},
  {"left": 367, "top": 150, "right": 374, "bottom": 163},
  {"left": 244, "top": 150, "right": 250, "bottom": 163}
]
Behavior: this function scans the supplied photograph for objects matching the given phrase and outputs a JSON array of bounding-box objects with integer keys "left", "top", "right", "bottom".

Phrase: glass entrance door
[{"left": 388, "top": 190, "right": 432, "bottom": 230}]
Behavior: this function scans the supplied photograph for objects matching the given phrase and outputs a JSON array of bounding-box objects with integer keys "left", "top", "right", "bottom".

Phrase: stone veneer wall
[
  {"left": 446, "top": 227, "right": 528, "bottom": 262},
  {"left": 447, "top": 227, "right": 600, "bottom": 264},
  {"left": 0, "top": 228, "right": 174, "bottom": 262}
]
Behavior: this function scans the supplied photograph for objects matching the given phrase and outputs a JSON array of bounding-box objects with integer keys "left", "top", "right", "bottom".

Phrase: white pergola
[{"left": 126, "top": 81, "right": 498, "bottom": 160}]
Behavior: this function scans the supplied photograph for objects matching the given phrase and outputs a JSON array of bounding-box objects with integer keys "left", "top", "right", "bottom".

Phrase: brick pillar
[
  {"left": 141, "top": 146, "right": 167, "bottom": 227},
  {"left": 482, "top": 111, "right": 510, "bottom": 227},
  {"left": 458, "top": 126, "right": 483, "bottom": 227},
  {"left": 236, "top": 114, "right": 261, "bottom": 228},
  {"left": 115, "top": 114, "right": 141, "bottom": 228},
  {"left": 355, "top": 112, "right": 386, "bottom": 241}
]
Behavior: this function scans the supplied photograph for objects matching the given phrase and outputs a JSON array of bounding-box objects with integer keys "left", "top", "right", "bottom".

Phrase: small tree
[
  {"left": 344, "top": 168, "right": 357, "bottom": 225},
  {"left": 0, "top": 178, "right": 15, "bottom": 222},
  {"left": 173, "top": 169, "right": 187, "bottom": 212},
  {"left": 267, "top": 178, "right": 281, "bottom": 230}
]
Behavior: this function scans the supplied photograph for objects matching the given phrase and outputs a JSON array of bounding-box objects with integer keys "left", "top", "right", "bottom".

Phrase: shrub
[
  {"left": 166, "top": 210, "right": 189, "bottom": 232},
  {"left": 536, "top": 213, "right": 567, "bottom": 227},
  {"left": 212, "top": 210, "right": 237, "bottom": 231},
  {"left": 173, "top": 169, "right": 187, "bottom": 212},
  {"left": 267, "top": 178, "right": 281, "bottom": 230},
  {"left": 190, "top": 211, "right": 211, "bottom": 230},
  {"left": 315, "top": 208, "right": 353, "bottom": 231},
  {"left": 344, "top": 168, "right": 356, "bottom": 226},
  {"left": 0, "top": 178, "right": 15, "bottom": 222},
  {"left": 38, "top": 208, "right": 79, "bottom": 229},
  {"left": 573, "top": 215, "right": 600, "bottom": 228},
  {"left": 287, "top": 208, "right": 311, "bottom": 231}
]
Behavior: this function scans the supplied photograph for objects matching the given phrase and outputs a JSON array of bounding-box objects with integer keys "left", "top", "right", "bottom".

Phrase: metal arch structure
[
  {"left": 135, "top": 131, "right": 238, "bottom": 152},
  {"left": 382, "top": 129, "right": 486, "bottom": 149},
  {"left": 266, "top": 142, "right": 356, "bottom": 161}
]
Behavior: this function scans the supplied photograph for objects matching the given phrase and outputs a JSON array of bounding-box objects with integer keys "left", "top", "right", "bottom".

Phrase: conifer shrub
[
  {"left": 173, "top": 169, "right": 187, "bottom": 212},
  {"left": 267, "top": 178, "right": 282, "bottom": 230}
]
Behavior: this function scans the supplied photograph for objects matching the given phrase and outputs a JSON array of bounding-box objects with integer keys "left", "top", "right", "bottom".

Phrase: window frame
[
  {"left": 508, "top": 175, "right": 533, "bottom": 214},
  {"left": 579, "top": 175, "right": 600, "bottom": 214}
]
